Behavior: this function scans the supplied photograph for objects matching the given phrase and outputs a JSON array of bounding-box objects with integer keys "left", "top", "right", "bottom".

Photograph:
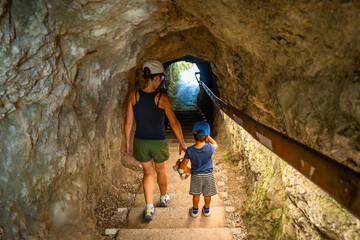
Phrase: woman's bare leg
[
  {"left": 141, "top": 161, "right": 155, "bottom": 204},
  {"left": 155, "top": 161, "right": 168, "bottom": 195}
]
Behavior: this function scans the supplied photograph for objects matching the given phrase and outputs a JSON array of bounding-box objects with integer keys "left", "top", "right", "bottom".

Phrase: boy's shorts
[
  {"left": 189, "top": 172, "right": 217, "bottom": 197},
  {"left": 133, "top": 138, "right": 169, "bottom": 163}
]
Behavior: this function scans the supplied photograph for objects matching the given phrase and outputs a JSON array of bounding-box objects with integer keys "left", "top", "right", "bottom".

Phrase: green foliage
[
  {"left": 259, "top": 184, "right": 268, "bottom": 199},
  {"left": 172, "top": 61, "right": 195, "bottom": 80},
  {"left": 223, "top": 152, "right": 230, "bottom": 161},
  {"left": 270, "top": 208, "right": 284, "bottom": 240}
]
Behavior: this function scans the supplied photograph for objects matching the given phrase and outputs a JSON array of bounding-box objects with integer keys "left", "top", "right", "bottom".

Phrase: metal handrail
[{"left": 195, "top": 72, "right": 360, "bottom": 219}]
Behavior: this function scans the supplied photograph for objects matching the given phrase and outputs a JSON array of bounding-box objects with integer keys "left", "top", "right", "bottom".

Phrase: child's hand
[{"left": 206, "top": 136, "right": 218, "bottom": 150}]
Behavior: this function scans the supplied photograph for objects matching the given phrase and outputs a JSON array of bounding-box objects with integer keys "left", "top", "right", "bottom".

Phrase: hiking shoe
[
  {"left": 159, "top": 193, "right": 170, "bottom": 207},
  {"left": 202, "top": 206, "right": 211, "bottom": 217},
  {"left": 143, "top": 208, "right": 155, "bottom": 222},
  {"left": 190, "top": 207, "right": 199, "bottom": 218}
]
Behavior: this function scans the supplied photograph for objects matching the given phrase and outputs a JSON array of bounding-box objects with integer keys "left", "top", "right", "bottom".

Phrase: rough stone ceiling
[
  {"left": 1, "top": 0, "right": 359, "bottom": 166},
  {"left": 1, "top": 0, "right": 360, "bottom": 239},
  {"left": 56, "top": 0, "right": 360, "bottom": 168}
]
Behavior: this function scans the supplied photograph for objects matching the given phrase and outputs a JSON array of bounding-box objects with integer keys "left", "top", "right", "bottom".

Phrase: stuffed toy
[{"left": 173, "top": 158, "right": 191, "bottom": 180}]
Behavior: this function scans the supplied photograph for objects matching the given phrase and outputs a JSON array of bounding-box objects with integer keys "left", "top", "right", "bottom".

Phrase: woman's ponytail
[{"left": 143, "top": 67, "right": 151, "bottom": 79}]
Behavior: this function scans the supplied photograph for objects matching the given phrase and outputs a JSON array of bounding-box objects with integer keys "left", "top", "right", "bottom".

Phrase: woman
[{"left": 124, "top": 60, "right": 186, "bottom": 221}]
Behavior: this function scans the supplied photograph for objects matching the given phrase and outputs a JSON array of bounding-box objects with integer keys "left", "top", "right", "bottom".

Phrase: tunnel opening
[
  {"left": 163, "top": 55, "right": 218, "bottom": 131},
  {"left": 165, "top": 61, "right": 200, "bottom": 111}
]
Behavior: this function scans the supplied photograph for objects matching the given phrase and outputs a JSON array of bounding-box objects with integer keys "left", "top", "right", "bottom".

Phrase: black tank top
[{"left": 133, "top": 90, "right": 166, "bottom": 140}]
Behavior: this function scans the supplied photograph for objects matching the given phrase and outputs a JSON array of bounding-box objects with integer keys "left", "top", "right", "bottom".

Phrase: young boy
[{"left": 182, "top": 121, "right": 218, "bottom": 217}]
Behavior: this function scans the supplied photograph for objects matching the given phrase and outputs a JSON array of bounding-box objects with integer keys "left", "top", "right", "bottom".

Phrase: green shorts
[{"left": 133, "top": 138, "right": 169, "bottom": 163}]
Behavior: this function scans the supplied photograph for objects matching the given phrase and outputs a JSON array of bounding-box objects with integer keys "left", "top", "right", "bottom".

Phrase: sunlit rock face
[
  {"left": 0, "top": 0, "right": 359, "bottom": 239},
  {"left": 215, "top": 115, "right": 360, "bottom": 240}
]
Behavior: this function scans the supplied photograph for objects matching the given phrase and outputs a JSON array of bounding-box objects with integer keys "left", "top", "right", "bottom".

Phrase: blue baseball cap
[{"left": 192, "top": 121, "right": 210, "bottom": 136}]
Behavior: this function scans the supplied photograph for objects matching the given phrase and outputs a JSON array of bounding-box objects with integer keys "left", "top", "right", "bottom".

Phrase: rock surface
[
  {"left": 0, "top": 0, "right": 359, "bottom": 239},
  {"left": 215, "top": 113, "right": 360, "bottom": 240}
]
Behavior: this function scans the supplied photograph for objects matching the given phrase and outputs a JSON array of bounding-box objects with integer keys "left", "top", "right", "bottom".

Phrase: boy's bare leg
[
  {"left": 155, "top": 161, "right": 168, "bottom": 195},
  {"left": 204, "top": 196, "right": 211, "bottom": 208},
  {"left": 193, "top": 195, "right": 200, "bottom": 208},
  {"left": 141, "top": 161, "right": 155, "bottom": 204}
]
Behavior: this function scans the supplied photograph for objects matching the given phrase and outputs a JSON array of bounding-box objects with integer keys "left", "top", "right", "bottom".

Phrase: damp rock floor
[
  {"left": 95, "top": 146, "right": 248, "bottom": 240},
  {"left": 95, "top": 109, "right": 248, "bottom": 239}
]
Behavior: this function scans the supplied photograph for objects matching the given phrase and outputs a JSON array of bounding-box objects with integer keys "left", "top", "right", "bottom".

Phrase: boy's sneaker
[
  {"left": 159, "top": 193, "right": 170, "bottom": 207},
  {"left": 143, "top": 208, "right": 155, "bottom": 222},
  {"left": 202, "top": 206, "right": 211, "bottom": 217},
  {"left": 190, "top": 207, "right": 199, "bottom": 218}
]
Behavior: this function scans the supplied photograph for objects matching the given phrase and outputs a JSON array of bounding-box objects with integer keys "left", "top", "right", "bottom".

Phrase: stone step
[
  {"left": 127, "top": 207, "right": 227, "bottom": 229},
  {"left": 167, "top": 130, "right": 193, "bottom": 134},
  {"left": 169, "top": 145, "right": 194, "bottom": 150},
  {"left": 177, "top": 118, "right": 205, "bottom": 122},
  {"left": 177, "top": 113, "right": 204, "bottom": 116},
  {"left": 176, "top": 114, "right": 203, "bottom": 117},
  {"left": 175, "top": 112, "right": 203, "bottom": 115},
  {"left": 171, "top": 145, "right": 192, "bottom": 151},
  {"left": 133, "top": 193, "right": 223, "bottom": 207},
  {"left": 168, "top": 148, "right": 188, "bottom": 154},
  {"left": 180, "top": 125, "right": 204, "bottom": 129},
  {"left": 167, "top": 139, "right": 194, "bottom": 144},
  {"left": 178, "top": 122, "right": 203, "bottom": 125},
  {"left": 177, "top": 117, "right": 205, "bottom": 121},
  {"left": 176, "top": 111, "right": 203, "bottom": 113},
  {"left": 176, "top": 116, "right": 202, "bottom": 118},
  {"left": 134, "top": 177, "right": 190, "bottom": 194},
  {"left": 116, "top": 228, "right": 233, "bottom": 240},
  {"left": 167, "top": 131, "right": 193, "bottom": 134},
  {"left": 167, "top": 138, "right": 194, "bottom": 143},
  {"left": 176, "top": 114, "right": 202, "bottom": 117},
  {"left": 177, "top": 119, "right": 203, "bottom": 121},
  {"left": 167, "top": 171, "right": 191, "bottom": 184},
  {"left": 168, "top": 135, "right": 193, "bottom": 139},
  {"left": 176, "top": 115, "right": 205, "bottom": 120},
  {"left": 166, "top": 177, "right": 191, "bottom": 191}
]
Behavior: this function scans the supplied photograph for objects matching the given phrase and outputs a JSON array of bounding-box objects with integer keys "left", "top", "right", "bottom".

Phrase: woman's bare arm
[
  {"left": 124, "top": 91, "right": 135, "bottom": 154},
  {"left": 161, "top": 94, "right": 186, "bottom": 154}
]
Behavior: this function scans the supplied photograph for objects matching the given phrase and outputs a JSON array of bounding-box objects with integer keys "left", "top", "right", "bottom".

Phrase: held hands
[
  {"left": 126, "top": 142, "right": 133, "bottom": 154},
  {"left": 179, "top": 143, "right": 187, "bottom": 155}
]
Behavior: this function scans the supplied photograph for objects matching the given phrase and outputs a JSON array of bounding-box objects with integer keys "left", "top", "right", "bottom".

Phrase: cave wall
[
  {"left": 174, "top": 0, "right": 360, "bottom": 171},
  {"left": 215, "top": 114, "right": 360, "bottom": 239},
  {"left": 0, "top": 0, "right": 142, "bottom": 238},
  {"left": 0, "top": 0, "right": 359, "bottom": 239}
]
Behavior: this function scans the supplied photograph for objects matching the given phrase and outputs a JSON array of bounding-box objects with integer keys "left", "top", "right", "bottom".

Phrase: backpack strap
[{"left": 157, "top": 92, "right": 163, "bottom": 106}]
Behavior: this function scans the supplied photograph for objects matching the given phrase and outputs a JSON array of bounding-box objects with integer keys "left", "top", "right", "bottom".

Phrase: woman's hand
[
  {"left": 179, "top": 143, "right": 187, "bottom": 155},
  {"left": 126, "top": 142, "right": 133, "bottom": 154}
]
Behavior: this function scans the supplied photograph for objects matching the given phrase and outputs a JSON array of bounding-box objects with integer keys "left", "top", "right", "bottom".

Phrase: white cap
[{"left": 143, "top": 60, "right": 165, "bottom": 75}]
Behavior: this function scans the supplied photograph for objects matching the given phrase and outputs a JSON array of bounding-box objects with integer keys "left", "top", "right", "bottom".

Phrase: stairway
[{"left": 115, "top": 109, "right": 233, "bottom": 239}]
